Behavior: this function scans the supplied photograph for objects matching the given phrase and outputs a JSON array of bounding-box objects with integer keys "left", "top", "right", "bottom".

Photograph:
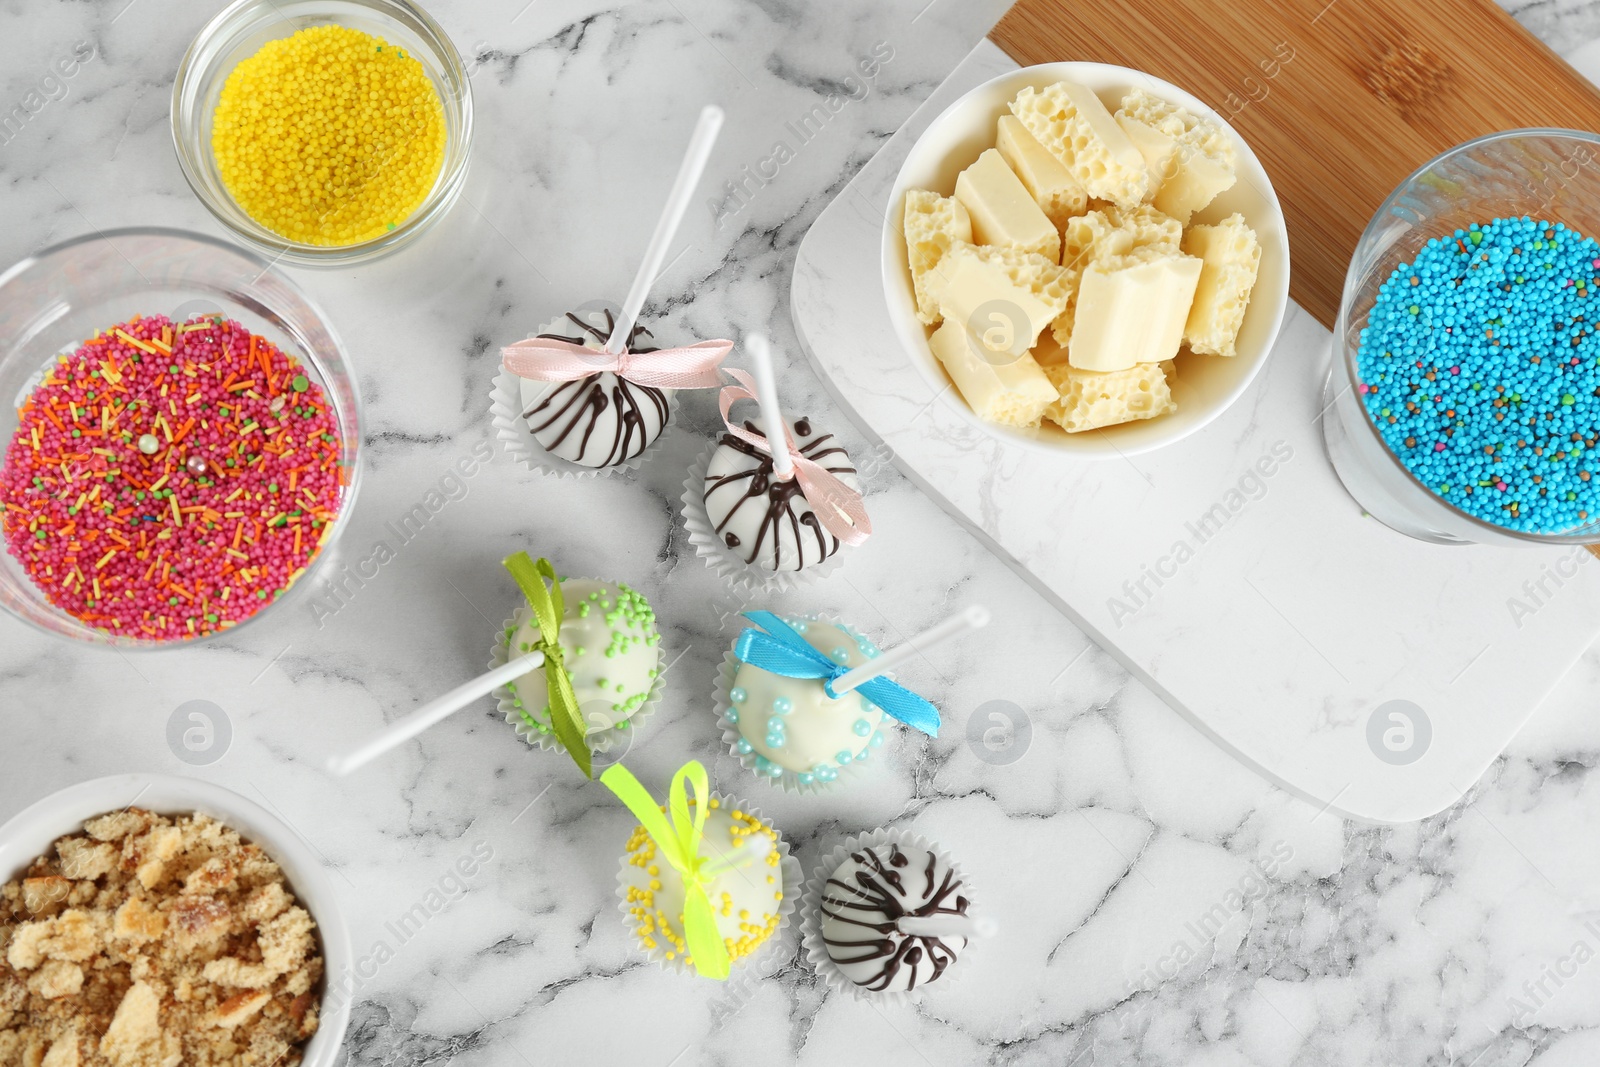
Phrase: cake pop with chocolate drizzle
[
  {"left": 500, "top": 107, "right": 731, "bottom": 472},
  {"left": 703, "top": 415, "right": 860, "bottom": 572},
  {"left": 699, "top": 333, "right": 870, "bottom": 575},
  {"left": 818, "top": 839, "right": 971, "bottom": 993},
  {"left": 518, "top": 308, "right": 671, "bottom": 469}
]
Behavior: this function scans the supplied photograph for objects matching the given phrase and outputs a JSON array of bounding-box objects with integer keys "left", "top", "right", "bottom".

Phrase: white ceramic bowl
[
  {"left": 0, "top": 774, "right": 351, "bottom": 1067},
  {"left": 881, "top": 61, "right": 1291, "bottom": 458}
]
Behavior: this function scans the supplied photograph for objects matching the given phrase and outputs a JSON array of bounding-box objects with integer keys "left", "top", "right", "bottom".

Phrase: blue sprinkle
[
  {"left": 730, "top": 686, "right": 747, "bottom": 704},
  {"left": 836, "top": 750, "right": 854, "bottom": 764},
  {"left": 1356, "top": 216, "right": 1600, "bottom": 532},
  {"left": 772, "top": 696, "right": 792, "bottom": 715},
  {"left": 853, "top": 718, "right": 872, "bottom": 737}
]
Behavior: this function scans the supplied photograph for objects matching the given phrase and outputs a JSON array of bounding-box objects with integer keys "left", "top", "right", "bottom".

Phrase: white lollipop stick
[
  {"left": 327, "top": 652, "right": 545, "bottom": 776},
  {"left": 831, "top": 605, "right": 990, "bottom": 696},
  {"left": 604, "top": 104, "right": 725, "bottom": 353},
  {"left": 897, "top": 913, "right": 997, "bottom": 939},
  {"left": 700, "top": 832, "right": 773, "bottom": 877},
  {"left": 744, "top": 332, "right": 793, "bottom": 480}
]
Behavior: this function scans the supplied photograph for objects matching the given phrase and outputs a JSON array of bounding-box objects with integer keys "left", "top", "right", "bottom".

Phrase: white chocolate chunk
[
  {"left": 1043, "top": 360, "right": 1176, "bottom": 432},
  {"left": 1115, "top": 113, "right": 1177, "bottom": 194},
  {"left": 1068, "top": 246, "right": 1201, "bottom": 372},
  {"left": 928, "top": 318, "right": 1059, "bottom": 429},
  {"left": 1116, "top": 89, "right": 1237, "bottom": 223},
  {"left": 995, "top": 116, "right": 1087, "bottom": 229},
  {"left": 1010, "top": 81, "right": 1150, "bottom": 208},
  {"left": 1181, "top": 213, "right": 1261, "bottom": 357},
  {"left": 954, "top": 148, "right": 1060, "bottom": 262},
  {"left": 936, "top": 243, "right": 1073, "bottom": 357},
  {"left": 1053, "top": 204, "right": 1183, "bottom": 347},
  {"left": 903, "top": 189, "right": 973, "bottom": 325}
]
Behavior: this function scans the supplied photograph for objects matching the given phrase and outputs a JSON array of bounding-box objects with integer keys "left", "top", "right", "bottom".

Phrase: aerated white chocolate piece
[
  {"left": 903, "top": 189, "right": 973, "bottom": 325},
  {"left": 1009, "top": 81, "right": 1150, "bottom": 208},
  {"left": 954, "top": 148, "right": 1060, "bottom": 262},
  {"left": 1181, "top": 213, "right": 1261, "bottom": 358},
  {"left": 1068, "top": 246, "right": 1201, "bottom": 372},
  {"left": 995, "top": 115, "right": 1087, "bottom": 229}
]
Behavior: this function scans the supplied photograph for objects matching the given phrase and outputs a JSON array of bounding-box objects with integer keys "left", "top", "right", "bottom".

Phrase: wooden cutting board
[{"left": 990, "top": 0, "right": 1600, "bottom": 329}]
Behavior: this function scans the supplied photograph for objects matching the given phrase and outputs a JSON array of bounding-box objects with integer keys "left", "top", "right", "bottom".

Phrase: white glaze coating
[
  {"left": 819, "top": 839, "right": 970, "bottom": 993},
  {"left": 518, "top": 309, "right": 671, "bottom": 468},
  {"left": 508, "top": 578, "right": 659, "bottom": 737},
  {"left": 618, "top": 804, "right": 785, "bottom": 969},
  {"left": 730, "top": 618, "right": 885, "bottom": 779},
  {"left": 702, "top": 416, "right": 860, "bottom": 572}
]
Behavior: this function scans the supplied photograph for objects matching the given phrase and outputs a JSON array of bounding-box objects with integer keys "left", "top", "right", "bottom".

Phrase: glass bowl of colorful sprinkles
[
  {"left": 0, "top": 228, "right": 362, "bottom": 647},
  {"left": 171, "top": 0, "right": 473, "bottom": 267},
  {"left": 1324, "top": 128, "right": 1600, "bottom": 546}
]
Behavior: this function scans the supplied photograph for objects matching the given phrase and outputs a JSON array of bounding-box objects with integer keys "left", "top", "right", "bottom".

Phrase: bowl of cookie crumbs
[{"left": 0, "top": 774, "right": 351, "bottom": 1067}]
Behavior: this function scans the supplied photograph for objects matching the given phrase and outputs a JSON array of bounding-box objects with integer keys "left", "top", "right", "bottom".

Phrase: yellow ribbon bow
[{"left": 600, "top": 760, "right": 732, "bottom": 980}]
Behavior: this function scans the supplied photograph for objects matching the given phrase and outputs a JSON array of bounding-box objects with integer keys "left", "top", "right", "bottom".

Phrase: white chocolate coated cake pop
[
  {"left": 506, "top": 577, "right": 660, "bottom": 738},
  {"left": 819, "top": 839, "right": 970, "bottom": 993},
  {"left": 620, "top": 798, "right": 785, "bottom": 969},
  {"left": 703, "top": 416, "right": 859, "bottom": 572},
  {"left": 727, "top": 617, "right": 886, "bottom": 785},
  {"left": 519, "top": 309, "right": 671, "bottom": 468}
]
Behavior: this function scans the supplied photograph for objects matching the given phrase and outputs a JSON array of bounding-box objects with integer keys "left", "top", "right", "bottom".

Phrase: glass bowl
[
  {"left": 1323, "top": 128, "right": 1600, "bottom": 546},
  {"left": 171, "top": 0, "right": 473, "bottom": 267},
  {"left": 0, "top": 228, "right": 363, "bottom": 648}
]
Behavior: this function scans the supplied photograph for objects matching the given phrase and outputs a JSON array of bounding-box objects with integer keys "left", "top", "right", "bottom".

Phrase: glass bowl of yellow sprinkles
[{"left": 172, "top": 0, "right": 473, "bottom": 266}]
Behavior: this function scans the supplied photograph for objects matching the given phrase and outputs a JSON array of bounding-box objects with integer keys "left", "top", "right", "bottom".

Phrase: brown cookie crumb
[{"left": 0, "top": 811, "right": 322, "bottom": 1067}]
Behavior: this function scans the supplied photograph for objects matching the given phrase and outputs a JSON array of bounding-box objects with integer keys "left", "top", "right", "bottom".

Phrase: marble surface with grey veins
[{"left": 4, "top": 0, "right": 1600, "bottom": 1064}]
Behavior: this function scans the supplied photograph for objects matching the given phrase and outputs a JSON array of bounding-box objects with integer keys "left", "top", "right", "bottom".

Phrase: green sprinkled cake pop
[{"left": 505, "top": 577, "right": 661, "bottom": 742}]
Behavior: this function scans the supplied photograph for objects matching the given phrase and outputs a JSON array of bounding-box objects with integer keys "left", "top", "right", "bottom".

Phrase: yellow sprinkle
[
  {"left": 112, "top": 329, "right": 159, "bottom": 356},
  {"left": 211, "top": 25, "right": 447, "bottom": 246}
]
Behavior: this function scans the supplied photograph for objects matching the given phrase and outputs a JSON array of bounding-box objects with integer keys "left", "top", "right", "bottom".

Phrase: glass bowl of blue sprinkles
[{"left": 1324, "top": 128, "right": 1600, "bottom": 545}]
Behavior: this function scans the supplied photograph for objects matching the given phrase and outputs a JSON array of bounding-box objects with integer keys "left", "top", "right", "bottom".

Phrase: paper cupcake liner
[
  {"left": 800, "top": 827, "right": 981, "bottom": 1006},
  {"left": 713, "top": 613, "right": 881, "bottom": 796},
  {"left": 680, "top": 445, "right": 846, "bottom": 596},
  {"left": 487, "top": 592, "right": 665, "bottom": 757},
  {"left": 489, "top": 365, "right": 680, "bottom": 480},
  {"left": 614, "top": 790, "right": 803, "bottom": 981}
]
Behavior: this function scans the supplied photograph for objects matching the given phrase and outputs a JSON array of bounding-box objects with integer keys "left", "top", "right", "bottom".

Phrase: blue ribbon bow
[{"left": 733, "top": 611, "right": 940, "bottom": 737}]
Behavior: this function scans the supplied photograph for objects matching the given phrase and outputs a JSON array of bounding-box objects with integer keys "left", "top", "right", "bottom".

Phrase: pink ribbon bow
[
  {"left": 501, "top": 336, "right": 733, "bottom": 390},
  {"left": 718, "top": 368, "right": 872, "bottom": 546}
]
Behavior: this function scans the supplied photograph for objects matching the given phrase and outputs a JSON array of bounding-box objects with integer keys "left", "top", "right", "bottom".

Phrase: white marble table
[{"left": 5, "top": 1, "right": 1600, "bottom": 1064}]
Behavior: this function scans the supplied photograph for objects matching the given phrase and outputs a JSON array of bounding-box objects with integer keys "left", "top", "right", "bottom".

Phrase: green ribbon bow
[
  {"left": 600, "top": 760, "right": 732, "bottom": 981},
  {"left": 503, "top": 552, "right": 590, "bottom": 778}
]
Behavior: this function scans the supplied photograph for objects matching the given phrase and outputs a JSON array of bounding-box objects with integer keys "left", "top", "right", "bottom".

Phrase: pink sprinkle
[
  {"left": 1564, "top": 279, "right": 1572, "bottom": 287},
  {"left": 1450, "top": 366, "right": 1460, "bottom": 374},
  {"left": 1497, "top": 481, "right": 1508, "bottom": 491},
  {"left": 1357, "top": 382, "right": 1369, "bottom": 394},
  {"left": 1592, "top": 258, "right": 1599, "bottom": 269},
  {"left": 1434, "top": 442, "right": 1447, "bottom": 452}
]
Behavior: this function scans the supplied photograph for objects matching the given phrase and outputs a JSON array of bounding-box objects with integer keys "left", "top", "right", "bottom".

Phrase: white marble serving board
[{"left": 791, "top": 39, "right": 1600, "bottom": 824}]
